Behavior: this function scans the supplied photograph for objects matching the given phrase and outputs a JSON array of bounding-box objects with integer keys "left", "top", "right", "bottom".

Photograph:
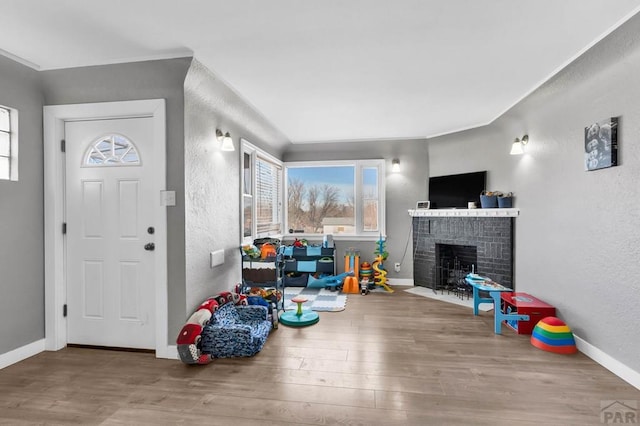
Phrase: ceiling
[{"left": 3, "top": 1, "right": 640, "bottom": 143}]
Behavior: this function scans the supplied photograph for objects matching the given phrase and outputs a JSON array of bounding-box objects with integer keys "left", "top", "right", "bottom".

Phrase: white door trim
[{"left": 43, "top": 99, "right": 170, "bottom": 358}]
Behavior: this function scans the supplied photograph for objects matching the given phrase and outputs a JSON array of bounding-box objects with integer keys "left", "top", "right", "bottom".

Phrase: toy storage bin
[
  {"left": 242, "top": 268, "right": 277, "bottom": 285},
  {"left": 498, "top": 194, "right": 513, "bottom": 208},
  {"left": 283, "top": 258, "right": 335, "bottom": 273},
  {"left": 316, "top": 259, "right": 335, "bottom": 273},
  {"left": 280, "top": 245, "right": 336, "bottom": 286},
  {"left": 480, "top": 192, "right": 498, "bottom": 208},
  {"left": 280, "top": 246, "right": 334, "bottom": 257},
  {"left": 283, "top": 273, "right": 308, "bottom": 287}
]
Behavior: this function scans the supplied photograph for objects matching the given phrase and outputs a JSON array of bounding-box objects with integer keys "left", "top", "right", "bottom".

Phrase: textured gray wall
[
  {"left": 2, "top": 10, "right": 639, "bottom": 378},
  {"left": 41, "top": 58, "right": 191, "bottom": 342},
  {"left": 427, "top": 14, "right": 640, "bottom": 372},
  {"left": 183, "top": 59, "right": 289, "bottom": 317},
  {"left": 283, "top": 139, "right": 429, "bottom": 280},
  {"left": 0, "top": 55, "right": 44, "bottom": 354}
]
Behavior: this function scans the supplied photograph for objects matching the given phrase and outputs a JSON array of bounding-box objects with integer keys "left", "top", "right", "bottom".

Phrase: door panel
[
  {"left": 65, "top": 117, "right": 155, "bottom": 349},
  {"left": 119, "top": 261, "right": 141, "bottom": 320},
  {"left": 82, "top": 260, "right": 104, "bottom": 318},
  {"left": 118, "top": 180, "right": 139, "bottom": 238},
  {"left": 82, "top": 181, "right": 104, "bottom": 237}
]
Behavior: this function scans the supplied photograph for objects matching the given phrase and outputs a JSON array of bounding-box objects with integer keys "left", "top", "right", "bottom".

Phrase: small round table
[{"left": 279, "top": 296, "right": 319, "bottom": 327}]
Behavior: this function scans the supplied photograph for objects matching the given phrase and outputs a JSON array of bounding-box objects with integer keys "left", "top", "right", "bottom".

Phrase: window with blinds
[{"left": 241, "top": 139, "right": 283, "bottom": 243}]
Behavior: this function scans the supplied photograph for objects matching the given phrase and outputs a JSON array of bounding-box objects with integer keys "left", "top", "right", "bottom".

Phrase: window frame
[
  {"left": 240, "top": 139, "right": 283, "bottom": 244},
  {"left": 0, "top": 104, "right": 18, "bottom": 181},
  {"left": 284, "top": 159, "right": 386, "bottom": 240}
]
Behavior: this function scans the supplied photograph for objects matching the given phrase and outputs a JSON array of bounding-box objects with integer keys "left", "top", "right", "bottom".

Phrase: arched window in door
[{"left": 84, "top": 134, "right": 141, "bottom": 166}]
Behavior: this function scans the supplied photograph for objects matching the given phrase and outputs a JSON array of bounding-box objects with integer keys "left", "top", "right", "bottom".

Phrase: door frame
[{"left": 43, "top": 99, "right": 169, "bottom": 358}]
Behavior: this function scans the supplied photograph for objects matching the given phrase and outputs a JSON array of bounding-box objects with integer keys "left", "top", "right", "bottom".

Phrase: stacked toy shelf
[
  {"left": 241, "top": 255, "right": 283, "bottom": 291},
  {"left": 240, "top": 245, "right": 284, "bottom": 320},
  {"left": 280, "top": 246, "right": 336, "bottom": 288}
]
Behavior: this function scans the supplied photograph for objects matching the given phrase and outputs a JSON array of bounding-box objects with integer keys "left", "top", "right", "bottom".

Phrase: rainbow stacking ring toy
[{"left": 531, "top": 316, "right": 577, "bottom": 354}]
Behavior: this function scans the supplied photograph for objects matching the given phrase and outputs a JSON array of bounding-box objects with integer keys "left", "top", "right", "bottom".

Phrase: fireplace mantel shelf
[{"left": 408, "top": 208, "right": 519, "bottom": 217}]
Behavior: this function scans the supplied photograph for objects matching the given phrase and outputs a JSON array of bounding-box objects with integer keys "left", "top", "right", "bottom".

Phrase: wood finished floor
[{"left": 0, "top": 288, "right": 638, "bottom": 425}]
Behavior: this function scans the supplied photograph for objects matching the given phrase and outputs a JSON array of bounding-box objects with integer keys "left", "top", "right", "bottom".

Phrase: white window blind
[
  {"left": 256, "top": 155, "right": 282, "bottom": 236},
  {"left": 241, "top": 139, "right": 283, "bottom": 243}
]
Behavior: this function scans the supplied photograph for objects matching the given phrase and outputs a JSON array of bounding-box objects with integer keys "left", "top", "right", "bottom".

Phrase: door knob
[{"left": 144, "top": 243, "right": 155, "bottom": 251}]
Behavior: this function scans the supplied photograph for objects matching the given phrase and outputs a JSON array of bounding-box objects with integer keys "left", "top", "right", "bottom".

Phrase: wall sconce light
[
  {"left": 391, "top": 158, "right": 400, "bottom": 172},
  {"left": 510, "top": 134, "right": 529, "bottom": 155},
  {"left": 216, "top": 129, "right": 235, "bottom": 151}
]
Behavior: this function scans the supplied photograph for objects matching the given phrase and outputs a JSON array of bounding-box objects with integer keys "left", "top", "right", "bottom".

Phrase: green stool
[{"left": 279, "top": 296, "right": 319, "bottom": 327}]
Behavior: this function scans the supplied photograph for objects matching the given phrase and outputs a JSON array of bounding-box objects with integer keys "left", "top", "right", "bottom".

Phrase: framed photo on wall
[{"left": 584, "top": 117, "right": 618, "bottom": 171}]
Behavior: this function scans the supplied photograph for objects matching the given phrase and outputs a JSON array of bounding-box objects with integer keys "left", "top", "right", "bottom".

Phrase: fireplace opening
[{"left": 435, "top": 243, "right": 477, "bottom": 296}]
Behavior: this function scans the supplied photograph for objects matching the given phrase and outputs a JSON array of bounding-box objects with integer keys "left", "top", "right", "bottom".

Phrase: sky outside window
[{"left": 288, "top": 166, "right": 354, "bottom": 203}]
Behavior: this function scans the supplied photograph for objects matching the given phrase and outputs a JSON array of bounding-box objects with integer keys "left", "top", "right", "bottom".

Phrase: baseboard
[
  {"left": 0, "top": 339, "right": 45, "bottom": 370},
  {"left": 574, "top": 334, "right": 640, "bottom": 390},
  {"left": 162, "top": 345, "right": 179, "bottom": 360},
  {"left": 389, "top": 278, "right": 414, "bottom": 286},
  {"left": 1, "top": 340, "right": 180, "bottom": 367}
]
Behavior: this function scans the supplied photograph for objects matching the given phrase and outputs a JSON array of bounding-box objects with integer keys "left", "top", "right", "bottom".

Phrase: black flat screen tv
[{"left": 428, "top": 171, "right": 487, "bottom": 209}]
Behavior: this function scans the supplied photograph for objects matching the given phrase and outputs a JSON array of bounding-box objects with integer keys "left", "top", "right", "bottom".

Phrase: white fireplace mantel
[{"left": 408, "top": 208, "right": 519, "bottom": 217}]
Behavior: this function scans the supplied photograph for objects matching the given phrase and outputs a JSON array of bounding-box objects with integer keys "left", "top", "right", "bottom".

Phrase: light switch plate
[{"left": 161, "top": 190, "right": 176, "bottom": 206}]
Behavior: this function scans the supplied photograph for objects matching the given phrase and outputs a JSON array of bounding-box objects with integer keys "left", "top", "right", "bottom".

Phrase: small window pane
[
  {"left": 121, "top": 150, "right": 138, "bottom": 163},
  {"left": 0, "top": 106, "right": 17, "bottom": 181},
  {"left": 0, "top": 132, "right": 9, "bottom": 156},
  {"left": 0, "top": 108, "right": 9, "bottom": 132},
  {"left": 243, "top": 196, "right": 253, "bottom": 238},
  {"left": 364, "top": 200, "right": 378, "bottom": 231},
  {"left": 243, "top": 152, "right": 251, "bottom": 195},
  {"left": 113, "top": 144, "right": 129, "bottom": 158},
  {"left": 88, "top": 152, "right": 104, "bottom": 164},
  {"left": 0, "top": 157, "right": 9, "bottom": 180},
  {"left": 84, "top": 134, "right": 140, "bottom": 166},
  {"left": 96, "top": 139, "right": 111, "bottom": 153},
  {"left": 363, "top": 167, "right": 379, "bottom": 231}
]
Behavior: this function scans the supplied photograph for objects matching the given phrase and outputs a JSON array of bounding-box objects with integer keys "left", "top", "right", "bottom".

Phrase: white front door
[{"left": 64, "top": 117, "right": 156, "bottom": 349}]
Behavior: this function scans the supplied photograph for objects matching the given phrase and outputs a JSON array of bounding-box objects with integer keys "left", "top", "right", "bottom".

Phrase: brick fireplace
[{"left": 410, "top": 210, "right": 516, "bottom": 289}]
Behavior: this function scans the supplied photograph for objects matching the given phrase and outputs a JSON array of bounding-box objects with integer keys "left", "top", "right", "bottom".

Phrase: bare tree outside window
[{"left": 287, "top": 166, "right": 354, "bottom": 234}]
